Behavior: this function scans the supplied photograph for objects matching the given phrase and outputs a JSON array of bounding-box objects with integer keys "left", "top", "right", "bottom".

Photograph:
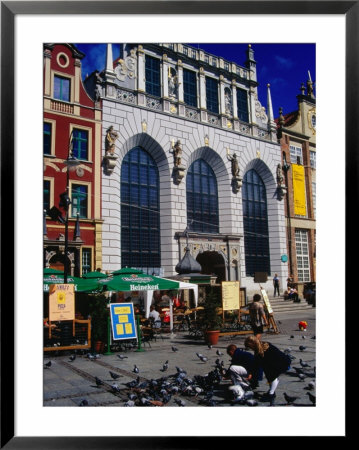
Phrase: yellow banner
[
  {"left": 292, "top": 164, "right": 306, "bottom": 216},
  {"left": 222, "top": 281, "right": 240, "bottom": 311},
  {"left": 49, "top": 284, "right": 75, "bottom": 321}
]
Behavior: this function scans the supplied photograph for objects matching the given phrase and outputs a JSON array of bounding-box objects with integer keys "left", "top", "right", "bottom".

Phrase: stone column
[{"left": 232, "top": 80, "right": 238, "bottom": 120}]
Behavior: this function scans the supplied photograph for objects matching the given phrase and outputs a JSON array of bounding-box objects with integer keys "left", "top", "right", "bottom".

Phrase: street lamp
[
  {"left": 282, "top": 152, "right": 293, "bottom": 277},
  {"left": 61, "top": 131, "right": 81, "bottom": 283}
]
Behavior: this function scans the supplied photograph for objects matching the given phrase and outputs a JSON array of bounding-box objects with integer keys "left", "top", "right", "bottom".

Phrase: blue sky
[{"left": 76, "top": 43, "right": 315, "bottom": 118}]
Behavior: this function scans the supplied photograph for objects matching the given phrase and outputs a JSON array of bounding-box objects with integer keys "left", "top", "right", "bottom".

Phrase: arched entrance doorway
[{"left": 196, "top": 251, "right": 226, "bottom": 284}]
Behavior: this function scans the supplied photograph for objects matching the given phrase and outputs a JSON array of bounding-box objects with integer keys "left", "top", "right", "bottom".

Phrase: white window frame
[
  {"left": 290, "top": 144, "right": 303, "bottom": 165},
  {"left": 310, "top": 151, "right": 316, "bottom": 169},
  {"left": 295, "top": 229, "right": 310, "bottom": 282}
]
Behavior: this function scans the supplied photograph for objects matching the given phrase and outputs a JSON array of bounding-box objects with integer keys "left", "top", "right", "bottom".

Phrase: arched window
[
  {"left": 242, "top": 169, "right": 270, "bottom": 276},
  {"left": 121, "top": 147, "right": 160, "bottom": 269},
  {"left": 186, "top": 159, "right": 219, "bottom": 233}
]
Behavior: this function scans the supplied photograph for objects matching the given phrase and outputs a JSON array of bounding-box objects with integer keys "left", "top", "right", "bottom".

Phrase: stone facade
[{"left": 93, "top": 43, "right": 288, "bottom": 296}]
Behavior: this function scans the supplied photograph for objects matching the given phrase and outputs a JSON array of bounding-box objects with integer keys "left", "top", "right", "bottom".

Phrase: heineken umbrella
[
  {"left": 111, "top": 267, "right": 144, "bottom": 276},
  {"left": 82, "top": 270, "right": 108, "bottom": 279},
  {"left": 44, "top": 270, "right": 102, "bottom": 293},
  {"left": 102, "top": 273, "right": 180, "bottom": 292}
]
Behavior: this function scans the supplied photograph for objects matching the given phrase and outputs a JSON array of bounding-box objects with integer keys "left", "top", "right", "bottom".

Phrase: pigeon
[
  {"left": 95, "top": 377, "right": 104, "bottom": 387},
  {"left": 302, "top": 335, "right": 306, "bottom": 339},
  {"left": 109, "top": 371, "right": 121, "bottom": 380},
  {"left": 311, "top": 335, "right": 316, "bottom": 340},
  {"left": 128, "top": 393, "right": 137, "bottom": 400},
  {"left": 207, "top": 344, "right": 213, "bottom": 349},
  {"left": 111, "top": 383, "right": 121, "bottom": 392},
  {"left": 124, "top": 400, "right": 135, "bottom": 407},
  {"left": 133, "top": 365, "right": 139, "bottom": 374},
  {"left": 298, "top": 373, "right": 306, "bottom": 381},
  {"left": 246, "top": 399, "right": 258, "bottom": 406},
  {"left": 124, "top": 377, "right": 140, "bottom": 388},
  {"left": 69, "top": 354, "right": 76, "bottom": 362},
  {"left": 174, "top": 398, "right": 186, "bottom": 406},
  {"left": 198, "top": 355, "right": 208, "bottom": 363},
  {"left": 290, "top": 335, "right": 295, "bottom": 339},
  {"left": 293, "top": 367, "right": 304, "bottom": 375},
  {"left": 284, "top": 392, "right": 299, "bottom": 405},
  {"left": 299, "top": 359, "right": 310, "bottom": 368},
  {"left": 79, "top": 399, "right": 88, "bottom": 406},
  {"left": 87, "top": 353, "right": 96, "bottom": 360},
  {"left": 117, "top": 354, "right": 128, "bottom": 360},
  {"left": 44, "top": 361, "right": 52, "bottom": 368},
  {"left": 160, "top": 360, "right": 169, "bottom": 372},
  {"left": 216, "top": 350, "right": 224, "bottom": 356},
  {"left": 176, "top": 366, "right": 186, "bottom": 374},
  {"left": 305, "top": 381, "right": 315, "bottom": 391},
  {"left": 172, "top": 346, "right": 178, "bottom": 352},
  {"left": 299, "top": 345, "right": 307, "bottom": 351},
  {"left": 306, "top": 392, "right": 316, "bottom": 405}
]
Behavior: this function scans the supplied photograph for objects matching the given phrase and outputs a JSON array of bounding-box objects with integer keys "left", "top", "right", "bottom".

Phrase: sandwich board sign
[{"left": 109, "top": 303, "right": 137, "bottom": 340}]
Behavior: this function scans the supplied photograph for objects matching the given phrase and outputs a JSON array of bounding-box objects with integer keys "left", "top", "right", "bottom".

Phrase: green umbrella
[
  {"left": 100, "top": 273, "right": 180, "bottom": 292},
  {"left": 82, "top": 270, "right": 108, "bottom": 279},
  {"left": 43, "top": 270, "right": 102, "bottom": 293},
  {"left": 111, "top": 267, "right": 144, "bottom": 276}
]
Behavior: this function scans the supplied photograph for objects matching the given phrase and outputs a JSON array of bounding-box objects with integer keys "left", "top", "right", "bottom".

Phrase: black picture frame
[{"left": 1, "top": 1, "right": 352, "bottom": 447}]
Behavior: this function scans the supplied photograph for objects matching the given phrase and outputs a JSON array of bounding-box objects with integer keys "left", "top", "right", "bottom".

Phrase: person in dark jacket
[
  {"left": 225, "top": 344, "right": 262, "bottom": 389},
  {"left": 244, "top": 335, "right": 291, "bottom": 405}
]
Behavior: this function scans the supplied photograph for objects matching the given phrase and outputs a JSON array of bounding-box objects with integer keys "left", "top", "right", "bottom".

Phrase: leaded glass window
[
  {"left": 183, "top": 69, "right": 197, "bottom": 107},
  {"left": 237, "top": 88, "right": 249, "bottom": 122},
  {"left": 186, "top": 159, "right": 219, "bottom": 233},
  {"left": 82, "top": 248, "right": 92, "bottom": 275},
  {"left": 205, "top": 77, "right": 219, "bottom": 114},
  {"left": 44, "top": 180, "right": 51, "bottom": 212},
  {"left": 145, "top": 55, "right": 161, "bottom": 97},
  {"left": 121, "top": 147, "right": 161, "bottom": 269},
  {"left": 242, "top": 169, "right": 270, "bottom": 276}
]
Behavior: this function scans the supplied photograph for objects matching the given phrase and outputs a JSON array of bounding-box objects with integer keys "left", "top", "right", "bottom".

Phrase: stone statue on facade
[
  {"left": 105, "top": 126, "right": 118, "bottom": 155},
  {"left": 227, "top": 152, "right": 240, "bottom": 177},
  {"left": 168, "top": 68, "right": 178, "bottom": 98}
]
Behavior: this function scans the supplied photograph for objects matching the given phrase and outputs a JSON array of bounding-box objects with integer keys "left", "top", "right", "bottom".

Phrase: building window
[
  {"left": 183, "top": 69, "right": 197, "bottom": 107},
  {"left": 71, "top": 184, "right": 88, "bottom": 218},
  {"left": 145, "top": 55, "right": 161, "bottom": 97},
  {"left": 121, "top": 147, "right": 161, "bottom": 269},
  {"left": 312, "top": 182, "right": 316, "bottom": 218},
  {"left": 206, "top": 77, "right": 219, "bottom": 114},
  {"left": 44, "top": 122, "right": 52, "bottom": 155},
  {"left": 237, "top": 88, "right": 249, "bottom": 122},
  {"left": 54, "top": 75, "right": 70, "bottom": 102},
  {"left": 295, "top": 229, "right": 310, "bottom": 282},
  {"left": 242, "top": 169, "right": 270, "bottom": 276},
  {"left": 44, "top": 179, "right": 51, "bottom": 212},
  {"left": 82, "top": 248, "right": 92, "bottom": 275},
  {"left": 72, "top": 129, "right": 88, "bottom": 160},
  {"left": 290, "top": 144, "right": 303, "bottom": 165},
  {"left": 186, "top": 159, "right": 219, "bottom": 233},
  {"left": 310, "top": 151, "right": 316, "bottom": 169}
]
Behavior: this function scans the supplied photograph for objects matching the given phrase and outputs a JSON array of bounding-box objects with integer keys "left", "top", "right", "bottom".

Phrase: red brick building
[
  {"left": 43, "top": 44, "right": 103, "bottom": 275},
  {"left": 276, "top": 76, "right": 316, "bottom": 290}
]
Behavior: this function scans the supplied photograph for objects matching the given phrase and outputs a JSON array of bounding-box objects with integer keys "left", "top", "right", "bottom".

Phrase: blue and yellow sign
[{"left": 109, "top": 303, "right": 137, "bottom": 340}]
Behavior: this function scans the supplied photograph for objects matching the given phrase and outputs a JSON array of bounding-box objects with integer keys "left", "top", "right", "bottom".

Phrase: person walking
[
  {"left": 244, "top": 335, "right": 291, "bottom": 406},
  {"left": 273, "top": 273, "right": 280, "bottom": 297},
  {"left": 248, "top": 294, "right": 268, "bottom": 340}
]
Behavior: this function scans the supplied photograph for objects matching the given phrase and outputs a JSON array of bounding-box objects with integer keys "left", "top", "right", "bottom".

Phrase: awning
[{"left": 100, "top": 273, "right": 180, "bottom": 292}]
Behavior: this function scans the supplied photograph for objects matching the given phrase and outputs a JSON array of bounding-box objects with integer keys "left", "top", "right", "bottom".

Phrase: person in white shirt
[{"left": 149, "top": 305, "right": 161, "bottom": 328}]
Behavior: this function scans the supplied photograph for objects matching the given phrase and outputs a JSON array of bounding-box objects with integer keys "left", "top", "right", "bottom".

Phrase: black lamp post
[
  {"left": 62, "top": 132, "right": 80, "bottom": 283},
  {"left": 282, "top": 153, "right": 292, "bottom": 277}
]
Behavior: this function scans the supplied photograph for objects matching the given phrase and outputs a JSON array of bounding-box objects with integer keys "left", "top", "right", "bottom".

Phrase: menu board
[
  {"left": 110, "top": 303, "right": 137, "bottom": 340},
  {"left": 222, "top": 281, "right": 240, "bottom": 311},
  {"left": 49, "top": 284, "right": 75, "bottom": 321}
]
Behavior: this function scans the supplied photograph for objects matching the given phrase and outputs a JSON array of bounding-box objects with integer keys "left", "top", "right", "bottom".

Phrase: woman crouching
[{"left": 244, "top": 335, "right": 291, "bottom": 406}]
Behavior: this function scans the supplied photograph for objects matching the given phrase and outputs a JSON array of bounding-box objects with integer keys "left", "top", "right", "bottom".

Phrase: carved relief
[{"left": 115, "top": 50, "right": 137, "bottom": 82}]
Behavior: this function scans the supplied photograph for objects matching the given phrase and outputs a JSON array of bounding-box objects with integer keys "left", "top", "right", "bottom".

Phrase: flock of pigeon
[{"left": 44, "top": 337, "right": 315, "bottom": 407}]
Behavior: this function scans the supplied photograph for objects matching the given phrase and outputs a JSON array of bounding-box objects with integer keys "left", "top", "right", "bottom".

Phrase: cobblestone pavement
[{"left": 43, "top": 308, "right": 316, "bottom": 408}]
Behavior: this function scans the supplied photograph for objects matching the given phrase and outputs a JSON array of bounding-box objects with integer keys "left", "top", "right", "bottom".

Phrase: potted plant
[
  {"left": 88, "top": 294, "right": 108, "bottom": 353},
  {"left": 201, "top": 290, "right": 222, "bottom": 345}
]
